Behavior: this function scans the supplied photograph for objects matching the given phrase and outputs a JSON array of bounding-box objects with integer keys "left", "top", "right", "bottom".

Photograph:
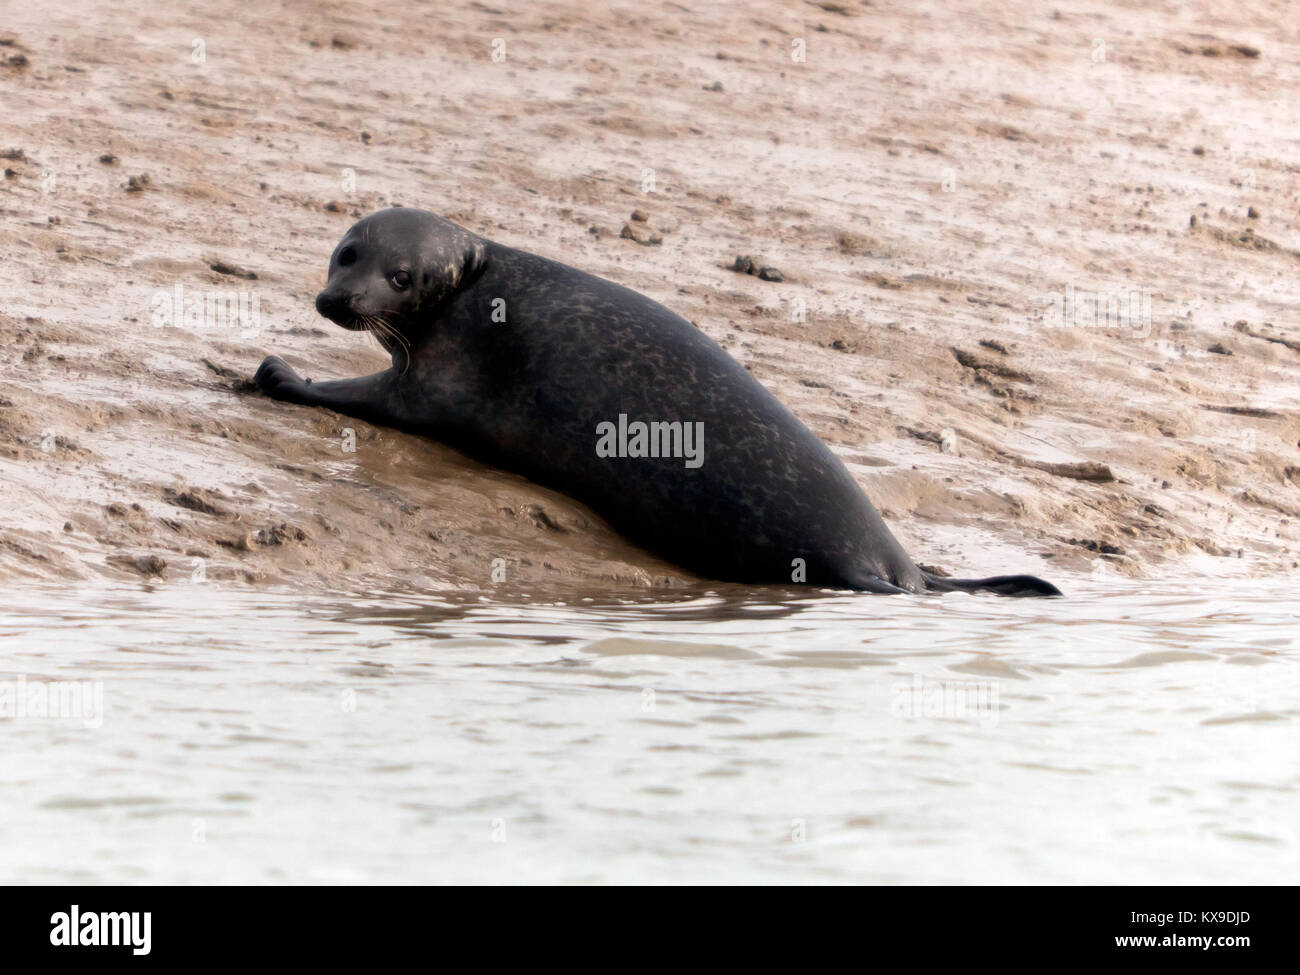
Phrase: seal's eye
[
  {"left": 389, "top": 270, "right": 412, "bottom": 291},
  {"left": 338, "top": 246, "right": 357, "bottom": 267}
]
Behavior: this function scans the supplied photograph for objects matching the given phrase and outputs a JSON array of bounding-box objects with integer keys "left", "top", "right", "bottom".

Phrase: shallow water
[{"left": 1, "top": 580, "right": 1296, "bottom": 885}]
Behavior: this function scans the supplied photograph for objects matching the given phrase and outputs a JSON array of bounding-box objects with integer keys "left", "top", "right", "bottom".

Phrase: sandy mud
[{"left": 1, "top": 0, "right": 1297, "bottom": 593}]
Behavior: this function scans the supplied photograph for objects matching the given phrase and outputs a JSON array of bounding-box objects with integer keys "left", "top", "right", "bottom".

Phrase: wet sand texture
[{"left": 1, "top": 1, "right": 1297, "bottom": 591}]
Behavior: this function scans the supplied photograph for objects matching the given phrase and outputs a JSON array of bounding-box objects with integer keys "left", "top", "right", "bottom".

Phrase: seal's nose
[{"left": 315, "top": 289, "right": 352, "bottom": 321}]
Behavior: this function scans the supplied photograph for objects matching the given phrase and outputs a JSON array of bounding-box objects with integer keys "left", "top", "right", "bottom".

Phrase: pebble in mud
[
  {"left": 255, "top": 523, "right": 308, "bottom": 546},
  {"left": 731, "top": 255, "right": 783, "bottom": 280},
  {"left": 620, "top": 223, "right": 661, "bottom": 246},
  {"left": 209, "top": 260, "right": 258, "bottom": 280},
  {"left": 108, "top": 554, "right": 167, "bottom": 576},
  {"left": 162, "top": 487, "right": 228, "bottom": 517},
  {"left": 1070, "top": 538, "right": 1125, "bottom": 556}
]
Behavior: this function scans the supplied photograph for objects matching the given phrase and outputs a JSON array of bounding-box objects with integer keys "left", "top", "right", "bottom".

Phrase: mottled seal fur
[{"left": 255, "top": 208, "right": 1060, "bottom": 596}]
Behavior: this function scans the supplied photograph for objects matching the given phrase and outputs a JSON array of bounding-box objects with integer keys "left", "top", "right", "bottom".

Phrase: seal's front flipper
[
  {"left": 923, "top": 572, "right": 1062, "bottom": 598},
  {"left": 254, "top": 356, "right": 405, "bottom": 429},
  {"left": 254, "top": 355, "right": 311, "bottom": 402}
]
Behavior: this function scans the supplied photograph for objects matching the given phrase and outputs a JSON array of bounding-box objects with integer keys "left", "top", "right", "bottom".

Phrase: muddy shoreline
[{"left": 1, "top": 0, "right": 1298, "bottom": 592}]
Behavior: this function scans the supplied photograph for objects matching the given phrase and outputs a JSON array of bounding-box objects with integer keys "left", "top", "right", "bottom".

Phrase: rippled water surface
[{"left": 1, "top": 580, "right": 1296, "bottom": 884}]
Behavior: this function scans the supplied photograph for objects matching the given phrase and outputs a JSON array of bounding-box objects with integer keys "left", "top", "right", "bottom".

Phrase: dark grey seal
[{"left": 255, "top": 208, "right": 1060, "bottom": 596}]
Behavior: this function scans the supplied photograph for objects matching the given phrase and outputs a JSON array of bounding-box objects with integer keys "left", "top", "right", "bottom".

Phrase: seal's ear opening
[{"left": 420, "top": 237, "right": 488, "bottom": 312}]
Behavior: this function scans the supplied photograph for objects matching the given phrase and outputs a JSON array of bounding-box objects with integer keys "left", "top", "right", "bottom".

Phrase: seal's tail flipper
[
  {"left": 922, "top": 572, "right": 1062, "bottom": 598},
  {"left": 844, "top": 573, "right": 912, "bottom": 594}
]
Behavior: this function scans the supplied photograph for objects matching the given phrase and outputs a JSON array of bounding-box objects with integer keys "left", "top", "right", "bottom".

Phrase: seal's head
[{"left": 315, "top": 208, "right": 487, "bottom": 352}]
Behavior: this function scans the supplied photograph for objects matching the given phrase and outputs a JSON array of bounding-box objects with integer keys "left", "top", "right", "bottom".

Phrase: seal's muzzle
[{"left": 315, "top": 289, "right": 354, "bottom": 325}]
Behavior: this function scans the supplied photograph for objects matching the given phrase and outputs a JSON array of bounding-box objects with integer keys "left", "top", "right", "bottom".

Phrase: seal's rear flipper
[
  {"left": 923, "top": 572, "right": 1062, "bottom": 598},
  {"left": 844, "top": 573, "right": 911, "bottom": 594}
]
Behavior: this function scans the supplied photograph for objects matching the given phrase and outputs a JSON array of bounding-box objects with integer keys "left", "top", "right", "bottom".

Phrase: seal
[{"left": 256, "top": 208, "right": 1060, "bottom": 596}]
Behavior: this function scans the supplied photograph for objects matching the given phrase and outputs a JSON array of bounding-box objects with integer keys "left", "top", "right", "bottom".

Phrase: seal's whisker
[
  {"left": 368, "top": 313, "right": 411, "bottom": 375},
  {"left": 359, "top": 315, "right": 388, "bottom": 357}
]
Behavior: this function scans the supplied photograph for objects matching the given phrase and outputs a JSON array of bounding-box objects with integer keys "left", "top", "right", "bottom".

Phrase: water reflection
[{"left": 0, "top": 579, "right": 1296, "bottom": 883}]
